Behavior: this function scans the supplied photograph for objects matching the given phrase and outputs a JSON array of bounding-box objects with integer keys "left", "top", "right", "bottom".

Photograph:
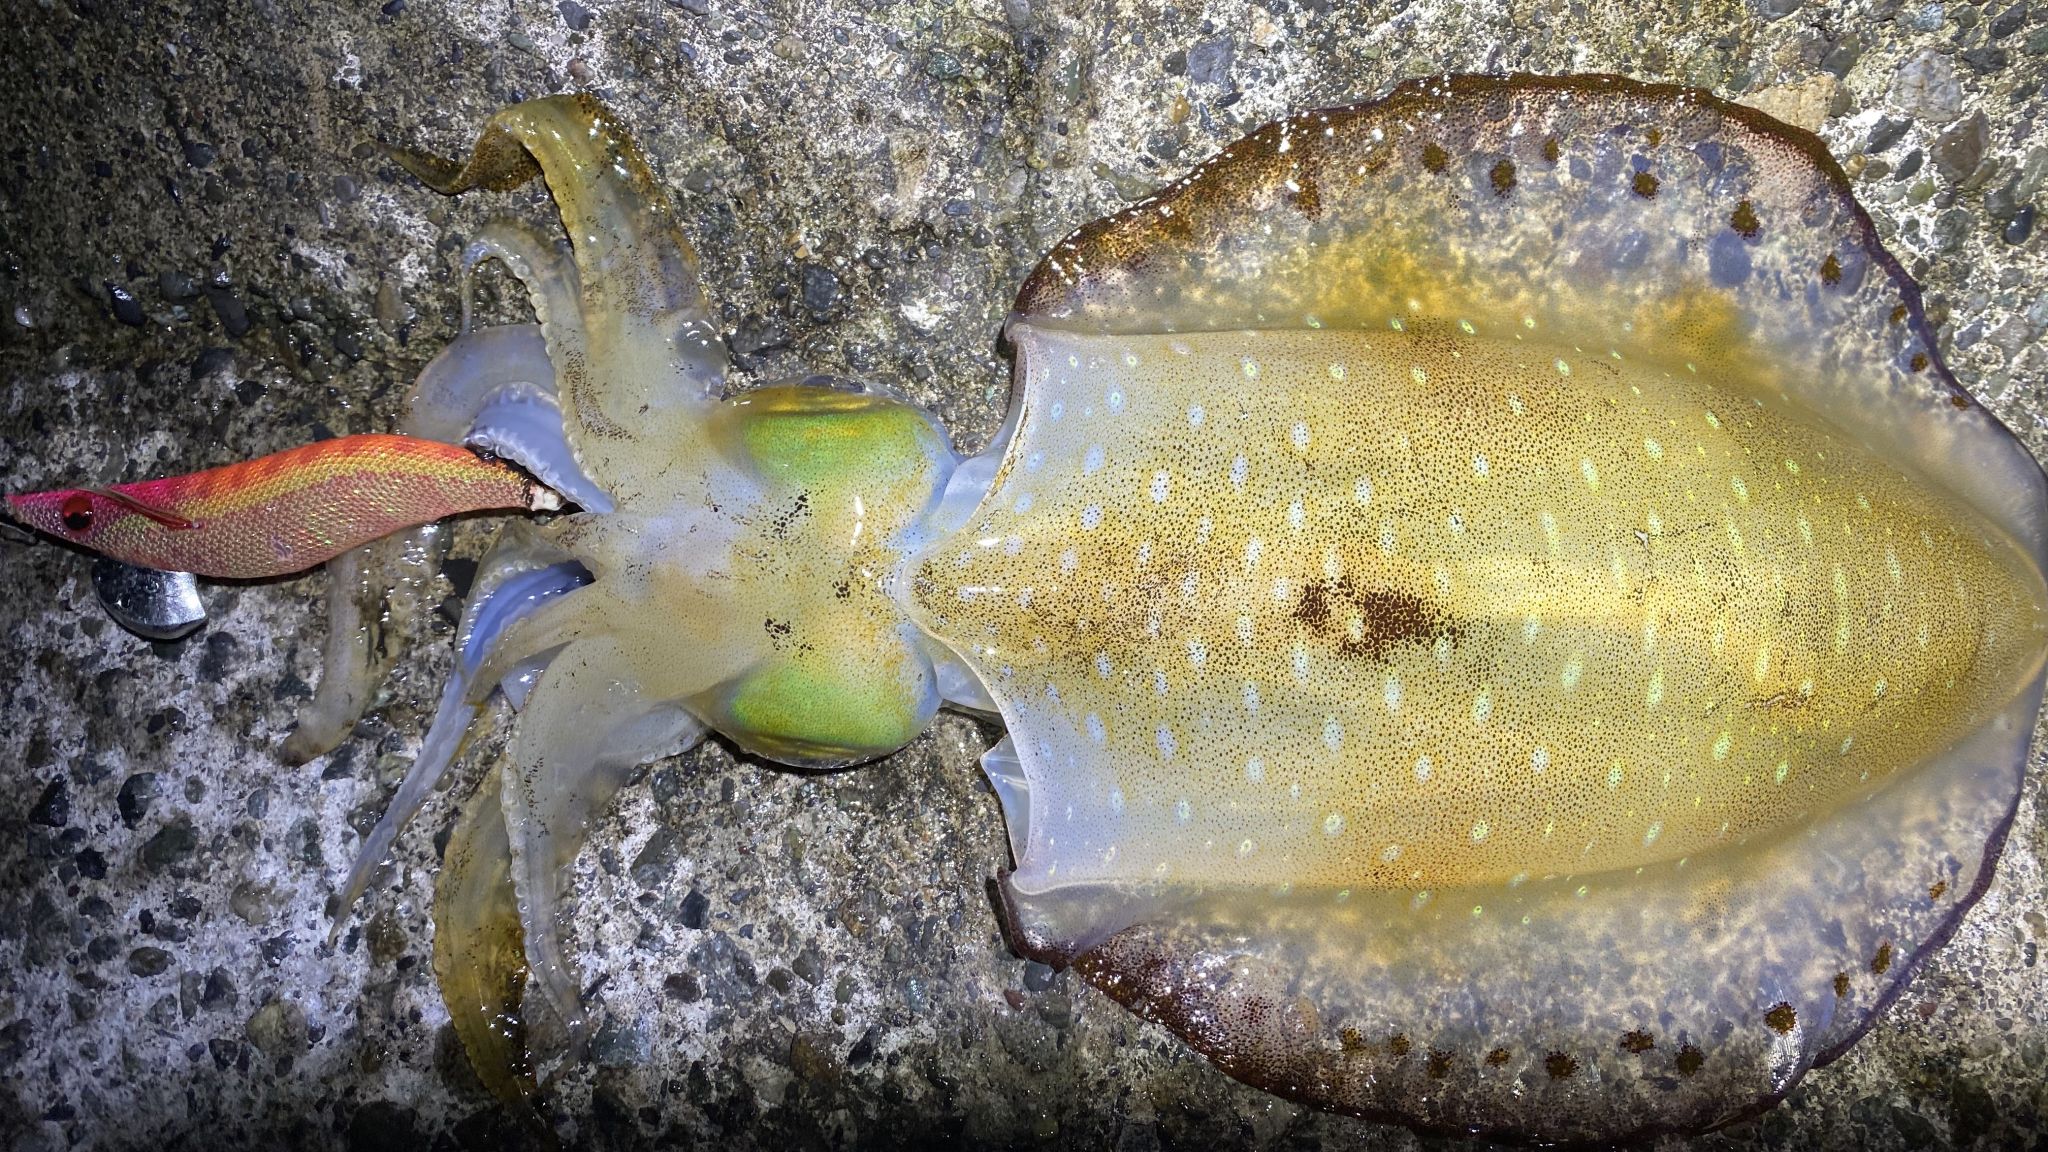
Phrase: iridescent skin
[
  {"left": 20, "top": 78, "right": 2047, "bottom": 1142},
  {"left": 911, "top": 324, "right": 2042, "bottom": 897}
]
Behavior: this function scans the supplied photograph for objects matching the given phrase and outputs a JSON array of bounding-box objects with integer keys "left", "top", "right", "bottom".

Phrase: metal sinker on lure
[{"left": 9, "top": 75, "right": 2046, "bottom": 1142}]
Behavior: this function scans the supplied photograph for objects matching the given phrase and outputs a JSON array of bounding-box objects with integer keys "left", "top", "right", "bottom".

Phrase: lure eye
[{"left": 59, "top": 494, "right": 94, "bottom": 534}]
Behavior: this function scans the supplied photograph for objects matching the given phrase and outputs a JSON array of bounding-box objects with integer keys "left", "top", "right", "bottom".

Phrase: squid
[{"left": 10, "top": 77, "right": 2046, "bottom": 1143}]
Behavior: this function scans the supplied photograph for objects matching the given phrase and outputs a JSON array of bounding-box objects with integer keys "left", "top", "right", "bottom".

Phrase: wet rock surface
[{"left": 2, "top": 0, "right": 2047, "bottom": 1149}]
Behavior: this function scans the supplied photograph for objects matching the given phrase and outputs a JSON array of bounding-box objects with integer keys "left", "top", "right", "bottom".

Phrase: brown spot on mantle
[
  {"left": 1764, "top": 1002, "right": 1798, "bottom": 1034},
  {"left": 1294, "top": 171, "right": 1323, "bottom": 220},
  {"left": 1730, "top": 199, "right": 1761, "bottom": 239},
  {"left": 1489, "top": 158, "right": 1516, "bottom": 197},
  {"left": 1293, "top": 578, "right": 1460, "bottom": 662}
]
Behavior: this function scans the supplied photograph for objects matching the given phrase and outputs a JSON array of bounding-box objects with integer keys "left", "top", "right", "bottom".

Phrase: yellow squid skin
[{"left": 24, "top": 77, "right": 2044, "bottom": 1143}]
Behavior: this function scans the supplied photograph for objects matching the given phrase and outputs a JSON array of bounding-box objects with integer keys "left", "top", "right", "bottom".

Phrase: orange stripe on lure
[{"left": 6, "top": 434, "right": 560, "bottom": 579}]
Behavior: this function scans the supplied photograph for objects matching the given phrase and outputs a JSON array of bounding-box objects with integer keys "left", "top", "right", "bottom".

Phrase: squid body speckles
[
  {"left": 21, "top": 75, "right": 2044, "bottom": 1144},
  {"left": 913, "top": 73, "right": 2048, "bottom": 1142}
]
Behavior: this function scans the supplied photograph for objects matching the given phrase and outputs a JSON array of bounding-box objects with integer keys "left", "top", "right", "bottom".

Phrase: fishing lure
[
  {"left": 15, "top": 75, "right": 2046, "bottom": 1143},
  {"left": 5, "top": 434, "right": 557, "bottom": 578}
]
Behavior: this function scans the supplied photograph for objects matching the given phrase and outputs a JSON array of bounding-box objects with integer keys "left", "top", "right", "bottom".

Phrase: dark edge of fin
[
  {"left": 1053, "top": 930, "right": 1796, "bottom": 1148},
  {"left": 1813, "top": 773, "right": 2024, "bottom": 1072},
  {"left": 989, "top": 806, "right": 2027, "bottom": 1150},
  {"left": 1013, "top": 72, "right": 1970, "bottom": 411},
  {"left": 988, "top": 807, "right": 2026, "bottom": 1149}
]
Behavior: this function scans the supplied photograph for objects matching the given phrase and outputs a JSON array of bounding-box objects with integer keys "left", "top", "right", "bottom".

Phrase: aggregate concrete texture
[{"left": 3, "top": 0, "right": 2048, "bottom": 1148}]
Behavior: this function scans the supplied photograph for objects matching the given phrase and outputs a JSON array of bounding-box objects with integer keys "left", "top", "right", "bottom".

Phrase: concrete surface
[{"left": 2, "top": 0, "right": 2046, "bottom": 1148}]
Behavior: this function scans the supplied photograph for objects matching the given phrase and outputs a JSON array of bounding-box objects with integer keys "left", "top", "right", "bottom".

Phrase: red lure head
[
  {"left": 5, "top": 486, "right": 190, "bottom": 545},
  {"left": 6, "top": 488, "right": 112, "bottom": 543}
]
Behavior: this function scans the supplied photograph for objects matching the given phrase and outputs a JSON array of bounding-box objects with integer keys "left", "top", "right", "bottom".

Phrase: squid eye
[{"left": 59, "top": 494, "right": 94, "bottom": 533}]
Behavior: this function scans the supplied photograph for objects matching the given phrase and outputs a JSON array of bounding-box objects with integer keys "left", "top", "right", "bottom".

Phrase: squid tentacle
[
  {"left": 289, "top": 235, "right": 587, "bottom": 762},
  {"left": 450, "top": 222, "right": 618, "bottom": 514},
  {"left": 500, "top": 635, "right": 706, "bottom": 1036},
  {"left": 459, "top": 217, "right": 582, "bottom": 343},
  {"left": 386, "top": 94, "right": 728, "bottom": 498},
  {"left": 331, "top": 521, "right": 591, "bottom": 928},
  {"left": 283, "top": 525, "right": 444, "bottom": 764}
]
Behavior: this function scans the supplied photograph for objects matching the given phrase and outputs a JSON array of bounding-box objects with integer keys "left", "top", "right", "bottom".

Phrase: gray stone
[
  {"left": 201, "top": 968, "right": 238, "bottom": 1010},
  {"left": 244, "top": 999, "right": 309, "bottom": 1059},
  {"left": 1892, "top": 48, "right": 1967, "bottom": 122},
  {"left": 2017, "top": 146, "right": 2048, "bottom": 201},
  {"left": 629, "top": 828, "right": 681, "bottom": 889},
  {"left": 27, "top": 778, "right": 66, "bottom": 827},
  {"left": 138, "top": 818, "right": 197, "bottom": 872},
  {"left": 228, "top": 881, "right": 282, "bottom": 926},
  {"left": 117, "top": 773, "right": 157, "bottom": 829},
  {"left": 589, "top": 1016, "right": 653, "bottom": 1067},
  {"left": 678, "top": 887, "right": 710, "bottom": 929},
  {"left": 1185, "top": 37, "right": 1235, "bottom": 87},
  {"left": 1865, "top": 115, "right": 1914, "bottom": 152},
  {"left": 1022, "top": 960, "right": 1056, "bottom": 992},
  {"left": 1822, "top": 35, "right": 1866, "bottom": 77},
  {"left": 1934, "top": 112, "right": 1991, "bottom": 180},
  {"left": 799, "top": 263, "right": 841, "bottom": 312},
  {"left": 1933, "top": 206, "right": 1976, "bottom": 249}
]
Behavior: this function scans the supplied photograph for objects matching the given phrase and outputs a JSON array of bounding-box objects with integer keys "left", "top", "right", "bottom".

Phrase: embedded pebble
[
  {"left": 630, "top": 828, "right": 682, "bottom": 888},
  {"left": 156, "top": 268, "right": 198, "bottom": 301},
  {"left": 245, "top": 999, "right": 309, "bottom": 1059},
  {"left": 1934, "top": 112, "right": 1991, "bottom": 180},
  {"left": 138, "top": 818, "right": 196, "bottom": 871},
  {"left": 1865, "top": 116, "right": 1914, "bottom": 152},
  {"left": 2006, "top": 205, "right": 2036, "bottom": 243},
  {"left": 800, "top": 263, "right": 841, "bottom": 312},
  {"left": 678, "top": 887, "right": 710, "bottom": 928},
  {"left": 28, "top": 779, "right": 67, "bottom": 827},
  {"left": 590, "top": 1016, "right": 652, "bottom": 1067},
  {"left": 1185, "top": 36, "right": 1234, "bottom": 86},
  {"left": 105, "top": 282, "right": 144, "bottom": 326},
  {"left": 1892, "top": 49, "right": 1966, "bottom": 122},
  {"left": 788, "top": 1033, "right": 840, "bottom": 1081}
]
